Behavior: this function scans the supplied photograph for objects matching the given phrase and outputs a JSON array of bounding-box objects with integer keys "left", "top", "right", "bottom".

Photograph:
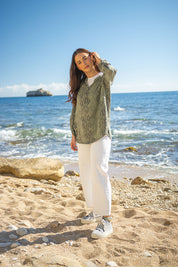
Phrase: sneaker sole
[{"left": 91, "top": 230, "right": 113, "bottom": 239}]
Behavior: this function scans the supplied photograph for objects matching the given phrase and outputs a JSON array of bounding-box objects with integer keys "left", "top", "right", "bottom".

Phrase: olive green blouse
[{"left": 70, "top": 60, "right": 117, "bottom": 144}]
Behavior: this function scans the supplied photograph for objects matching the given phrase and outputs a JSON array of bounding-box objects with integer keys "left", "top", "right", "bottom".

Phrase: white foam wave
[
  {"left": 113, "top": 129, "right": 178, "bottom": 136},
  {"left": 0, "top": 129, "right": 17, "bottom": 141},
  {"left": 53, "top": 128, "right": 71, "bottom": 134},
  {"left": 16, "top": 121, "right": 24, "bottom": 127},
  {"left": 114, "top": 106, "right": 125, "bottom": 111},
  {"left": 113, "top": 129, "right": 144, "bottom": 135}
]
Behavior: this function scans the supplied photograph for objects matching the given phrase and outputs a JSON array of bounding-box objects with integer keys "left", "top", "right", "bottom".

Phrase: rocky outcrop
[
  {"left": 0, "top": 157, "right": 64, "bottom": 180},
  {"left": 26, "top": 88, "right": 52, "bottom": 97}
]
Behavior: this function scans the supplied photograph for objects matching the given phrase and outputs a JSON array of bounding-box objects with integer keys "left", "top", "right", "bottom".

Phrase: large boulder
[
  {"left": 0, "top": 157, "right": 64, "bottom": 181},
  {"left": 26, "top": 88, "right": 52, "bottom": 97}
]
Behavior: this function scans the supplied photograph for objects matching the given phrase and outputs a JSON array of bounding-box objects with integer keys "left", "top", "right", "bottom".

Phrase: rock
[
  {"left": 131, "top": 177, "right": 147, "bottom": 185},
  {"left": 26, "top": 88, "right": 52, "bottom": 97},
  {"left": 42, "top": 237, "right": 49, "bottom": 243},
  {"left": 0, "top": 157, "right": 64, "bottom": 181},
  {"left": 0, "top": 242, "right": 11, "bottom": 248},
  {"left": 47, "top": 221, "right": 59, "bottom": 228},
  {"left": 144, "top": 251, "right": 152, "bottom": 257},
  {"left": 148, "top": 178, "right": 168, "bottom": 183},
  {"left": 24, "top": 187, "right": 49, "bottom": 194},
  {"left": 16, "top": 228, "right": 28, "bottom": 236},
  {"left": 106, "top": 261, "right": 117, "bottom": 266},
  {"left": 11, "top": 242, "right": 20, "bottom": 248},
  {"left": 7, "top": 225, "right": 18, "bottom": 231},
  {"left": 85, "top": 261, "right": 98, "bottom": 267},
  {"left": 9, "top": 234, "right": 18, "bottom": 240},
  {"left": 124, "top": 146, "right": 137, "bottom": 152},
  {"left": 76, "top": 192, "right": 85, "bottom": 201},
  {"left": 65, "top": 170, "right": 80, "bottom": 177}
]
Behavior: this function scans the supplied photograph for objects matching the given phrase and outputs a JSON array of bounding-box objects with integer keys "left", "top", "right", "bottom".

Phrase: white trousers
[{"left": 77, "top": 136, "right": 111, "bottom": 216}]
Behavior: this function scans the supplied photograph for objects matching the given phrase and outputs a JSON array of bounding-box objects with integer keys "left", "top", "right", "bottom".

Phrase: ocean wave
[
  {"left": 0, "top": 129, "right": 17, "bottom": 141},
  {"left": 112, "top": 129, "right": 178, "bottom": 136},
  {"left": 0, "top": 127, "right": 71, "bottom": 143},
  {"left": 113, "top": 106, "right": 125, "bottom": 111},
  {"left": 2, "top": 121, "right": 24, "bottom": 128}
]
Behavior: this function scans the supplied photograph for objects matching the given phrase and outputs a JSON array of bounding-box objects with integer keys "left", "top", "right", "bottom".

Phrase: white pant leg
[
  {"left": 77, "top": 143, "right": 93, "bottom": 208},
  {"left": 90, "top": 136, "right": 111, "bottom": 216}
]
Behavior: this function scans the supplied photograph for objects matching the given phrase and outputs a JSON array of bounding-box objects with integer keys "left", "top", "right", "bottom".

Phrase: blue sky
[{"left": 0, "top": 0, "right": 178, "bottom": 97}]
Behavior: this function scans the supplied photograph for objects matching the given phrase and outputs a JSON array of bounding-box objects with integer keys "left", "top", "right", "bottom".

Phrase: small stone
[
  {"left": 42, "top": 237, "right": 49, "bottom": 243},
  {"left": 48, "top": 221, "right": 59, "bottom": 228},
  {"left": 106, "top": 261, "right": 117, "bottom": 266},
  {"left": 144, "top": 251, "right": 152, "bottom": 257},
  {"left": 34, "top": 244, "right": 40, "bottom": 248},
  {"left": 76, "top": 192, "right": 85, "bottom": 201},
  {"left": 65, "top": 170, "right": 80, "bottom": 177},
  {"left": 50, "top": 242, "right": 55, "bottom": 245},
  {"left": 7, "top": 225, "right": 18, "bottom": 231},
  {"left": 12, "top": 257, "right": 18, "bottom": 261},
  {"left": 16, "top": 228, "right": 28, "bottom": 236},
  {"left": 0, "top": 242, "right": 11, "bottom": 248},
  {"left": 69, "top": 241, "right": 73, "bottom": 246},
  {"left": 11, "top": 242, "right": 20, "bottom": 248},
  {"left": 163, "top": 187, "right": 172, "bottom": 192},
  {"left": 9, "top": 234, "right": 18, "bottom": 240},
  {"left": 40, "top": 179, "right": 48, "bottom": 184},
  {"left": 85, "top": 261, "right": 97, "bottom": 267}
]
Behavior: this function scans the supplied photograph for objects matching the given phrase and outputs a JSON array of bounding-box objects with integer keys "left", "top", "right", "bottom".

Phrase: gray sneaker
[
  {"left": 81, "top": 212, "right": 101, "bottom": 224},
  {"left": 91, "top": 218, "right": 113, "bottom": 239}
]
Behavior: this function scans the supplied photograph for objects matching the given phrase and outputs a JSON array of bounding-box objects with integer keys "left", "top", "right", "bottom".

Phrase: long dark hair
[{"left": 67, "top": 48, "right": 99, "bottom": 106}]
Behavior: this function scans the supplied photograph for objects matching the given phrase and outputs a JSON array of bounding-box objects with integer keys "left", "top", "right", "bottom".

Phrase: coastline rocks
[
  {"left": 124, "top": 146, "right": 137, "bottom": 152},
  {"left": 131, "top": 176, "right": 148, "bottom": 185},
  {"left": 64, "top": 170, "right": 80, "bottom": 177},
  {"left": 26, "top": 88, "right": 52, "bottom": 97},
  {"left": 0, "top": 157, "right": 64, "bottom": 181}
]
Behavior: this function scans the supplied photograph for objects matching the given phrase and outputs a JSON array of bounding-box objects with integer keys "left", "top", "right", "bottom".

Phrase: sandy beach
[{"left": 0, "top": 162, "right": 178, "bottom": 267}]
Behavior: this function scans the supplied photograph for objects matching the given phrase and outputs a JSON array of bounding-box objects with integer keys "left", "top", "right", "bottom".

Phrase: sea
[{"left": 0, "top": 91, "right": 177, "bottom": 174}]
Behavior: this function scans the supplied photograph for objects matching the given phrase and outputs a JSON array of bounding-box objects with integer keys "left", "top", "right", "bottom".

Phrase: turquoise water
[{"left": 0, "top": 91, "right": 177, "bottom": 173}]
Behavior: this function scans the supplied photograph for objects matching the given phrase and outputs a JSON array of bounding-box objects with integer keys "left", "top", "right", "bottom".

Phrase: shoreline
[{"left": 63, "top": 160, "right": 178, "bottom": 186}]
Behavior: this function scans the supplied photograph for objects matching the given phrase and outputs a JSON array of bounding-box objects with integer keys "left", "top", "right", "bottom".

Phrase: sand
[{"left": 0, "top": 163, "right": 177, "bottom": 267}]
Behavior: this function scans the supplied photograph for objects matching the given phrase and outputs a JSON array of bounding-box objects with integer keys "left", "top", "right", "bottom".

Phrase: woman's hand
[
  {"left": 71, "top": 135, "right": 78, "bottom": 151},
  {"left": 90, "top": 52, "right": 101, "bottom": 66}
]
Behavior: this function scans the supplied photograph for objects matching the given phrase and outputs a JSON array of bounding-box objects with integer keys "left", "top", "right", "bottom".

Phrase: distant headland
[{"left": 26, "top": 88, "right": 52, "bottom": 97}]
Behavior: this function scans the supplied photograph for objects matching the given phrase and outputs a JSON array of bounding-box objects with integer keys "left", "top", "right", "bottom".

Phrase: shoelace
[
  {"left": 85, "top": 212, "right": 94, "bottom": 219},
  {"left": 95, "top": 220, "right": 105, "bottom": 232}
]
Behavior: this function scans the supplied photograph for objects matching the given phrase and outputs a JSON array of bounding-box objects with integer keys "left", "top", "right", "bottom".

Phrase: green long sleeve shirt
[{"left": 70, "top": 59, "right": 117, "bottom": 144}]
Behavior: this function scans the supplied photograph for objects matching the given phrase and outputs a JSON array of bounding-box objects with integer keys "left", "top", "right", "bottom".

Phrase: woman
[{"left": 68, "top": 48, "right": 116, "bottom": 239}]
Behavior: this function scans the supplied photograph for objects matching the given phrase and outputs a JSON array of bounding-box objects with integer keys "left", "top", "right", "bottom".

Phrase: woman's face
[{"left": 74, "top": 52, "right": 95, "bottom": 74}]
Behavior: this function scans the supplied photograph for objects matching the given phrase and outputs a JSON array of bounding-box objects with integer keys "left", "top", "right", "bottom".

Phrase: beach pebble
[
  {"left": 7, "top": 225, "right": 18, "bottom": 231},
  {"left": 65, "top": 170, "right": 80, "bottom": 177},
  {"left": 24, "top": 187, "right": 48, "bottom": 194},
  {"left": 11, "top": 242, "right": 20, "bottom": 248},
  {"left": 85, "top": 261, "right": 97, "bottom": 267},
  {"left": 34, "top": 244, "right": 40, "bottom": 249},
  {"left": 40, "top": 179, "right": 48, "bottom": 184},
  {"left": 0, "top": 242, "right": 11, "bottom": 248},
  {"left": 144, "top": 251, "right": 152, "bottom": 257},
  {"left": 16, "top": 228, "right": 28, "bottom": 236},
  {"left": 106, "top": 261, "right": 117, "bottom": 266},
  {"left": 42, "top": 237, "right": 49, "bottom": 243},
  {"left": 48, "top": 221, "right": 59, "bottom": 228},
  {"left": 9, "top": 234, "right": 18, "bottom": 240}
]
